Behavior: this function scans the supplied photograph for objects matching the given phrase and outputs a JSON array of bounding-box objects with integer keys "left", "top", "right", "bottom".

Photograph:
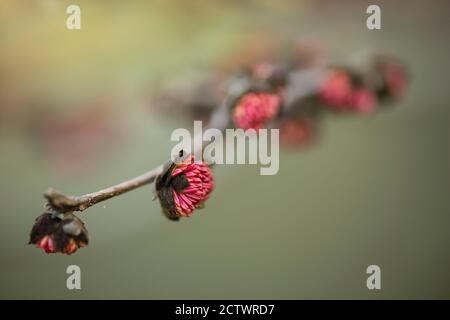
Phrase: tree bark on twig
[{"left": 44, "top": 165, "right": 164, "bottom": 212}]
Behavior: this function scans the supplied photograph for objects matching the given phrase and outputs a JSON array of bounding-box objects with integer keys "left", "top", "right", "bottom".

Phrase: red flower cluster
[
  {"left": 232, "top": 92, "right": 281, "bottom": 130},
  {"left": 156, "top": 153, "right": 214, "bottom": 220},
  {"left": 320, "top": 70, "right": 376, "bottom": 115},
  {"left": 36, "top": 235, "right": 81, "bottom": 254},
  {"left": 228, "top": 54, "right": 409, "bottom": 148}
]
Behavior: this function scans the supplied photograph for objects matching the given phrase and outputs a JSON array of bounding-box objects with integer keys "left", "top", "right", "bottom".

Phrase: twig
[
  {"left": 43, "top": 103, "right": 229, "bottom": 213},
  {"left": 45, "top": 165, "right": 164, "bottom": 212}
]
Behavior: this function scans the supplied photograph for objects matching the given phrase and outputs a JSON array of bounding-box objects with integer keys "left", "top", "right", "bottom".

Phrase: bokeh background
[{"left": 1, "top": 0, "right": 449, "bottom": 299}]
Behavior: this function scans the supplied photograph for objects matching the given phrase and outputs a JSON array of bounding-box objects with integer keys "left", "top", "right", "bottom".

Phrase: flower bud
[
  {"left": 319, "top": 70, "right": 353, "bottom": 109},
  {"left": 375, "top": 57, "right": 409, "bottom": 101},
  {"left": 348, "top": 88, "right": 377, "bottom": 115},
  {"left": 232, "top": 92, "right": 281, "bottom": 130},
  {"left": 280, "top": 116, "right": 318, "bottom": 147},
  {"left": 29, "top": 212, "right": 88, "bottom": 255},
  {"left": 320, "top": 69, "right": 378, "bottom": 114},
  {"left": 155, "top": 153, "right": 214, "bottom": 220}
]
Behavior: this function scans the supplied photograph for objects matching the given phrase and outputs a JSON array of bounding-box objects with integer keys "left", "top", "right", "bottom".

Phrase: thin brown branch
[
  {"left": 43, "top": 112, "right": 226, "bottom": 213},
  {"left": 45, "top": 165, "right": 164, "bottom": 212},
  {"left": 42, "top": 82, "right": 240, "bottom": 214}
]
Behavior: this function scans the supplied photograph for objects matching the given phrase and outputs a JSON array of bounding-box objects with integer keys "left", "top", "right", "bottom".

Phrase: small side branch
[{"left": 45, "top": 165, "right": 164, "bottom": 212}]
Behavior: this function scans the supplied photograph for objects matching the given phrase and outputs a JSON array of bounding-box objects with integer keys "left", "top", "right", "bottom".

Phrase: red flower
[
  {"left": 156, "top": 153, "right": 214, "bottom": 220},
  {"left": 383, "top": 62, "right": 408, "bottom": 99},
  {"left": 232, "top": 92, "right": 280, "bottom": 130},
  {"left": 36, "top": 235, "right": 55, "bottom": 253},
  {"left": 320, "top": 70, "right": 378, "bottom": 114},
  {"left": 348, "top": 89, "right": 377, "bottom": 115},
  {"left": 29, "top": 212, "right": 88, "bottom": 255},
  {"left": 319, "top": 71, "right": 353, "bottom": 109},
  {"left": 280, "top": 117, "right": 318, "bottom": 147}
]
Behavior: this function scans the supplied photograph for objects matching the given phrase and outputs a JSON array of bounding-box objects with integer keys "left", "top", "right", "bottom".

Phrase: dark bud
[{"left": 29, "top": 212, "right": 88, "bottom": 255}]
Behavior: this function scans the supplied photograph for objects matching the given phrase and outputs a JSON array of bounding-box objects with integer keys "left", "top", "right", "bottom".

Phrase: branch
[
  {"left": 45, "top": 165, "right": 164, "bottom": 212},
  {"left": 40, "top": 67, "right": 337, "bottom": 214},
  {"left": 30, "top": 54, "right": 409, "bottom": 255},
  {"left": 41, "top": 75, "right": 255, "bottom": 214}
]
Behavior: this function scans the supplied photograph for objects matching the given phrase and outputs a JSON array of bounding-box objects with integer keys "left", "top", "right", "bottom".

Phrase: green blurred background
[{"left": 1, "top": 0, "right": 449, "bottom": 299}]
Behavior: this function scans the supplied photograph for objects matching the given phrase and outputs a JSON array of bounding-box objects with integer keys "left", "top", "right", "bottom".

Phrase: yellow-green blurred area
[{"left": 1, "top": 0, "right": 450, "bottom": 299}]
